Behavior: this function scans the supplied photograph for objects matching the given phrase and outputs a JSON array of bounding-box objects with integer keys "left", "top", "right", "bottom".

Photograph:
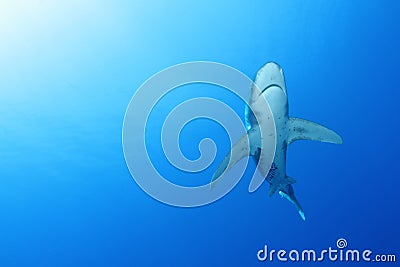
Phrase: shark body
[{"left": 212, "top": 62, "right": 342, "bottom": 220}]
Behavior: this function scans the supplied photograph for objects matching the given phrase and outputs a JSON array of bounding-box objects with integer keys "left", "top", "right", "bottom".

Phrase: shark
[{"left": 211, "top": 62, "right": 342, "bottom": 221}]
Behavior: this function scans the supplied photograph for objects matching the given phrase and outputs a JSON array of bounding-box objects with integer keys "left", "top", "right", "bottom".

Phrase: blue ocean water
[{"left": 1, "top": 1, "right": 399, "bottom": 266}]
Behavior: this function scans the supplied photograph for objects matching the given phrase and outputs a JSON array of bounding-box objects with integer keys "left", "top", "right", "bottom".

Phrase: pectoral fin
[
  {"left": 287, "top": 118, "right": 343, "bottom": 145},
  {"left": 211, "top": 129, "right": 258, "bottom": 188}
]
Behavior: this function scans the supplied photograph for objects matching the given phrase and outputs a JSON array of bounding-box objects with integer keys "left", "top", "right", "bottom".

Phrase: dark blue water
[{"left": 1, "top": 1, "right": 399, "bottom": 266}]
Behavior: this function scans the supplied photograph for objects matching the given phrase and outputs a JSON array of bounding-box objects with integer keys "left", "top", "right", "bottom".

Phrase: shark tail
[
  {"left": 278, "top": 182, "right": 306, "bottom": 221},
  {"left": 287, "top": 118, "right": 343, "bottom": 145}
]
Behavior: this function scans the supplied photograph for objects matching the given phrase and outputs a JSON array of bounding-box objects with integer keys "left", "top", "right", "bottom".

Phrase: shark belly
[{"left": 257, "top": 84, "right": 289, "bottom": 182}]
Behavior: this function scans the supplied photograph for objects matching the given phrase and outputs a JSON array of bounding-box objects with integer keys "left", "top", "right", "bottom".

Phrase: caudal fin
[
  {"left": 287, "top": 118, "right": 343, "bottom": 145},
  {"left": 278, "top": 183, "right": 306, "bottom": 221}
]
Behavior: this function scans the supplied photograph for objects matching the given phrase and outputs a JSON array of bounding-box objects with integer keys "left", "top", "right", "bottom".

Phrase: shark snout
[
  {"left": 256, "top": 62, "right": 287, "bottom": 95},
  {"left": 265, "top": 61, "right": 282, "bottom": 72}
]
